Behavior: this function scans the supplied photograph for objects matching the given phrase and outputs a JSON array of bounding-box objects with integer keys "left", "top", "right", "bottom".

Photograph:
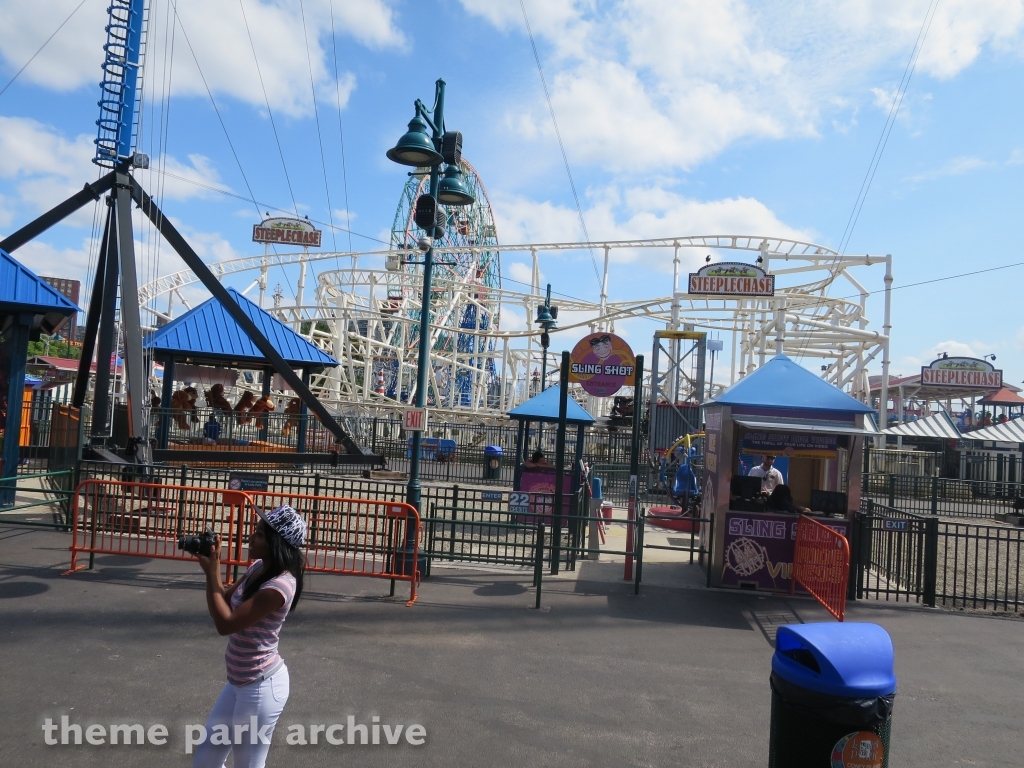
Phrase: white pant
[{"left": 192, "top": 665, "right": 290, "bottom": 768}]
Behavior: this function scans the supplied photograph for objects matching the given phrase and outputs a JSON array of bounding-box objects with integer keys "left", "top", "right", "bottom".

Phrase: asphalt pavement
[{"left": 0, "top": 526, "right": 1021, "bottom": 767}]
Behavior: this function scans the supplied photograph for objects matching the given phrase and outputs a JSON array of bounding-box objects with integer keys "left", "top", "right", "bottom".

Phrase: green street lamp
[
  {"left": 386, "top": 114, "right": 442, "bottom": 167},
  {"left": 535, "top": 283, "right": 558, "bottom": 392},
  {"left": 386, "top": 78, "right": 475, "bottom": 527}
]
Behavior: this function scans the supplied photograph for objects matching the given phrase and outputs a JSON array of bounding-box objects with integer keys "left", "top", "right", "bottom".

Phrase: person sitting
[
  {"left": 748, "top": 455, "right": 783, "bottom": 495},
  {"left": 524, "top": 450, "right": 554, "bottom": 469},
  {"left": 203, "top": 414, "right": 222, "bottom": 441},
  {"left": 766, "top": 484, "right": 809, "bottom": 514}
]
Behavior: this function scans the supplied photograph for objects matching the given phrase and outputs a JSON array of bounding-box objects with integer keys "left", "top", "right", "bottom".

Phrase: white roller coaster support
[
  {"left": 878, "top": 254, "right": 893, "bottom": 445},
  {"left": 292, "top": 257, "right": 307, "bottom": 330},
  {"left": 140, "top": 235, "right": 892, "bottom": 418}
]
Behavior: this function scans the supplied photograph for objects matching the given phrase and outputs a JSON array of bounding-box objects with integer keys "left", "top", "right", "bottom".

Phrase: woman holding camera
[{"left": 192, "top": 505, "right": 306, "bottom": 768}]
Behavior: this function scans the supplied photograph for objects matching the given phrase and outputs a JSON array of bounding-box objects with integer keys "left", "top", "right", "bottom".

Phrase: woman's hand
[{"left": 195, "top": 534, "right": 221, "bottom": 577}]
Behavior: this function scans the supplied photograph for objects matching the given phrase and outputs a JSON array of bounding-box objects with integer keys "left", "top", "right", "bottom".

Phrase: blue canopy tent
[
  {"left": 144, "top": 288, "right": 343, "bottom": 457},
  {"left": 702, "top": 355, "right": 878, "bottom": 591},
  {"left": 1, "top": 249, "right": 79, "bottom": 504},
  {"left": 507, "top": 385, "right": 595, "bottom": 493}
]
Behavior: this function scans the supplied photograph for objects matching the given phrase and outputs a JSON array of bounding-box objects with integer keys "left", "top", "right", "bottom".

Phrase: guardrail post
[
  {"left": 634, "top": 505, "right": 644, "bottom": 595},
  {"left": 534, "top": 521, "right": 545, "bottom": 608},
  {"left": 923, "top": 516, "right": 938, "bottom": 608},
  {"left": 449, "top": 485, "right": 459, "bottom": 561},
  {"left": 887, "top": 474, "right": 895, "bottom": 508},
  {"left": 857, "top": 502, "right": 873, "bottom": 599},
  {"left": 847, "top": 514, "right": 858, "bottom": 603},
  {"left": 931, "top": 476, "right": 939, "bottom": 516},
  {"left": 311, "top": 473, "right": 322, "bottom": 548},
  {"left": 425, "top": 503, "right": 434, "bottom": 578},
  {"left": 175, "top": 464, "right": 188, "bottom": 537}
]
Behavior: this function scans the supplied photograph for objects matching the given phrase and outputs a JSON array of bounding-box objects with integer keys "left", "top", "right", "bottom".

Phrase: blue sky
[{"left": 2, "top": 0, "right": 1024, "bottom": 386}]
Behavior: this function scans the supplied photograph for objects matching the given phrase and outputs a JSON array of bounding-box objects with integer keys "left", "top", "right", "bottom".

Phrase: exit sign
[{"left": 403, "top": 407, "right": 428, "bottom": 432}]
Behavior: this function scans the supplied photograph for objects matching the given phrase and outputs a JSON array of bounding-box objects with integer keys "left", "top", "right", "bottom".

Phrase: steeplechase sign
[
  {"left": 688, "top": 262, "right": 774, "bottom": 297},
  {"left": 252, "top": 217, "right": 322, "bottom": 248},
  {"left": 920, "top": 356, "right": 1002, "bottom": 389}
]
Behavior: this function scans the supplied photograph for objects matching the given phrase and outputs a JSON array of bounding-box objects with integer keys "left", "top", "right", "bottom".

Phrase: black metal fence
[
  {"left": 856, "top": 499, "right": 1024, "bottom": 612},
  {"left": 863, "top": 472, "right": 1024, "bottom": 519}
]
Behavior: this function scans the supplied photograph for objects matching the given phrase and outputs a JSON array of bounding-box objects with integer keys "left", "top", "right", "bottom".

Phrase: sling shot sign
[
  {"left": 688, "top": 262, "right": 774, "bottom": 297},
  {"left": 920, "top": 357, "right": 1002, "bottom": 389},
  {"left": 569, "top": 332, "right": 636, "bottom": 397},
  {"left": 252, "top": 217, "right": 322, "bottom": 248}
]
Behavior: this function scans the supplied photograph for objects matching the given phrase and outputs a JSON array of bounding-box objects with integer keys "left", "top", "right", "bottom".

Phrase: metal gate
[{"left": 855, "top": 501, "right": 937, "bottom": 606}]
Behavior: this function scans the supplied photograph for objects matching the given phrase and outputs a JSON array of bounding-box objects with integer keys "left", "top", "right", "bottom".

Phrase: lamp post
[
  {"left": 386, "top": 79, "right": 475, "bottom": 519},
  {"left": 535, "top": 284, "right": 559, "bottom": 392}
]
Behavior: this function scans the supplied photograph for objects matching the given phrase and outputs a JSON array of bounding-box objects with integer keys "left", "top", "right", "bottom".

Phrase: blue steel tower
[{"left": 94, "top": 0, "right": 146, "bottom": 167}]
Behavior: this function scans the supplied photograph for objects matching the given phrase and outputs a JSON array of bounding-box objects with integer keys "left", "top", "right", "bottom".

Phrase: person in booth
[
  {"left": 191, "top": 505, "right": 306, "bottom": 768},
  {"left": 766, "top": 484, "right": 809, "bottom": 514},
  {"left": 748, "top": 455, "right": 783, "bottom": 495},
  {"left": 524, "top": 450, "right": 554, "bottom": 469}
]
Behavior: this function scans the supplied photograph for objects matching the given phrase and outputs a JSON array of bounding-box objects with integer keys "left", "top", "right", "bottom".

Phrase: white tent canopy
[
  {"left": 965, "top": 419, "right": 1024, "bottom": 443},
  {"left": 883, "top": 410, "right": 962, "bottom": 440}
]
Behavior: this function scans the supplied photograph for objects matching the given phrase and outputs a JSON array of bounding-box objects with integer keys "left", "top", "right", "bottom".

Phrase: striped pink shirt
[{"left": 225, "top": 560, "right": 296, "bottom": 686}]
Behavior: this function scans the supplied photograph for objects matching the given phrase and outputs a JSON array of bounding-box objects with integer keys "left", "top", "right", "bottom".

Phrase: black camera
[{"left": 178, "top": 531, "right": 217, "bottom": 556}]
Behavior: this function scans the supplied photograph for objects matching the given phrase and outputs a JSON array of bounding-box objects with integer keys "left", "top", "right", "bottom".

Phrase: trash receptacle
[
  {"left": 769, "top": 623, "right": 896, "bottom": 768},
  {"left": 484, "top": 445, "right": 503, "bottom": 480}
]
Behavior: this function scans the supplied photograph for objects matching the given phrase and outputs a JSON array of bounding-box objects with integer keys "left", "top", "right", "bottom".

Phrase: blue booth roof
[
  {"left": 708, "top": 354, "right": 874, "bottom": 414},
  {"left": 508, "top": 385, "right": 596, "bottom": 424},
  {"left": 144, "top": 288, "right": 337, "bottom": 368},
  {"left": 0, "top": 248, "right": 79, "bottom": 333}
]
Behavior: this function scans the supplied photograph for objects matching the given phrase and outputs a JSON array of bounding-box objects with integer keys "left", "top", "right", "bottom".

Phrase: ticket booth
[
  {"left": 700, "top": 355, "right": 877, "bottom": 592},
  {"left": 508, "top": 385, "right": 595, "bottom": 521}
]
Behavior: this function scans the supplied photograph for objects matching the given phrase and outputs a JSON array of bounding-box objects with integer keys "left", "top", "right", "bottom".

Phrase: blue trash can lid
[
  {"left": 484, "top": 445, "right": 503, "bottom": 455},
  {"left": 590, "top": 476, "right": 603, "bottom": 499},
  {"left": 772, "top": 623, "right": 896, "bottom": 698}
]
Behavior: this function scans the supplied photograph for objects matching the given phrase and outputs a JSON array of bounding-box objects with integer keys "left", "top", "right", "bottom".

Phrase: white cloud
[
  {"left": 906, "top": 156, "right": 994, "bottom": 183},
  {"left": 913, "top": 0, "right": 1024, "bottom": 79},
  {"left": 506, "top": 260, "right": 538, "bottom": 288},
  {"left": 494, "top": 184, "right": 810, "bottom": 272},
  {"left": 462, "top": 0, "right": 1024, "bottom": 172},
  {"left": 498, "top": 305, "right": 527, "bottom": 331},
  {"left": 0, "top": 0, "right": 401, "bottom": 116},
  {"left": 0, "top": 117, "right": 227, "bottom": 232},
  {"left": 10, "top": 237, "right": 95, "bottom": 284},
  {"left": 896, "top": 339, "right": 997, "bottom": 370}
]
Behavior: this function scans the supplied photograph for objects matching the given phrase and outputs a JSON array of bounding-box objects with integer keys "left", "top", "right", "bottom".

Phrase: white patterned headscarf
[{"left": 259, "top": 505, "right": 307, "bottom": 549}]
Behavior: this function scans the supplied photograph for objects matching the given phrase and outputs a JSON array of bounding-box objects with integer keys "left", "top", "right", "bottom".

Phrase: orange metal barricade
[
  {"left": 790, "top": 514, "right": 850, "bottom": 621},
  {"left": 66, "top": 481, "right": 420, "bottom": 606},
  {"left": 239, "top": 491, "right": 420, "bottom": 606},
  {"left": 67, "top": 479, "right": 246, "bottom": 583}
]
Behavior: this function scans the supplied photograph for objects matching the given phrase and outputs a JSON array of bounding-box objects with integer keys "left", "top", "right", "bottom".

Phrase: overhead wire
[
  {"left": 237, "top": 0, "right": 299, "bottom": 218},
  {"left": 0, "top": 0, "right": 90, "bottom": 101},
  {"left": 169, "top": 1, "right": 259, "bottom": 219},
  {"left": 518, "top": 0, "right": 603, "bottom": 291},
  {"left": 169, "top": 0, "right": 294, "bottom": 297},
  {"left": 152, "top": 0, "right": 178, "bottom": 311},
  {"left": 793, "top": 0, "right": 939, "bottom": 365},
  {"left": 146, "top": 167, "right": 387, "bottom": 245},
  {"left": 298, "top": 0, "right": 337, "bottom": 254},
  {"left": 837, "top": 0, "right": 940, "bottom": 256},
  {"left": 328, "top": 0, "right": 354, "bottom": 255}
]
